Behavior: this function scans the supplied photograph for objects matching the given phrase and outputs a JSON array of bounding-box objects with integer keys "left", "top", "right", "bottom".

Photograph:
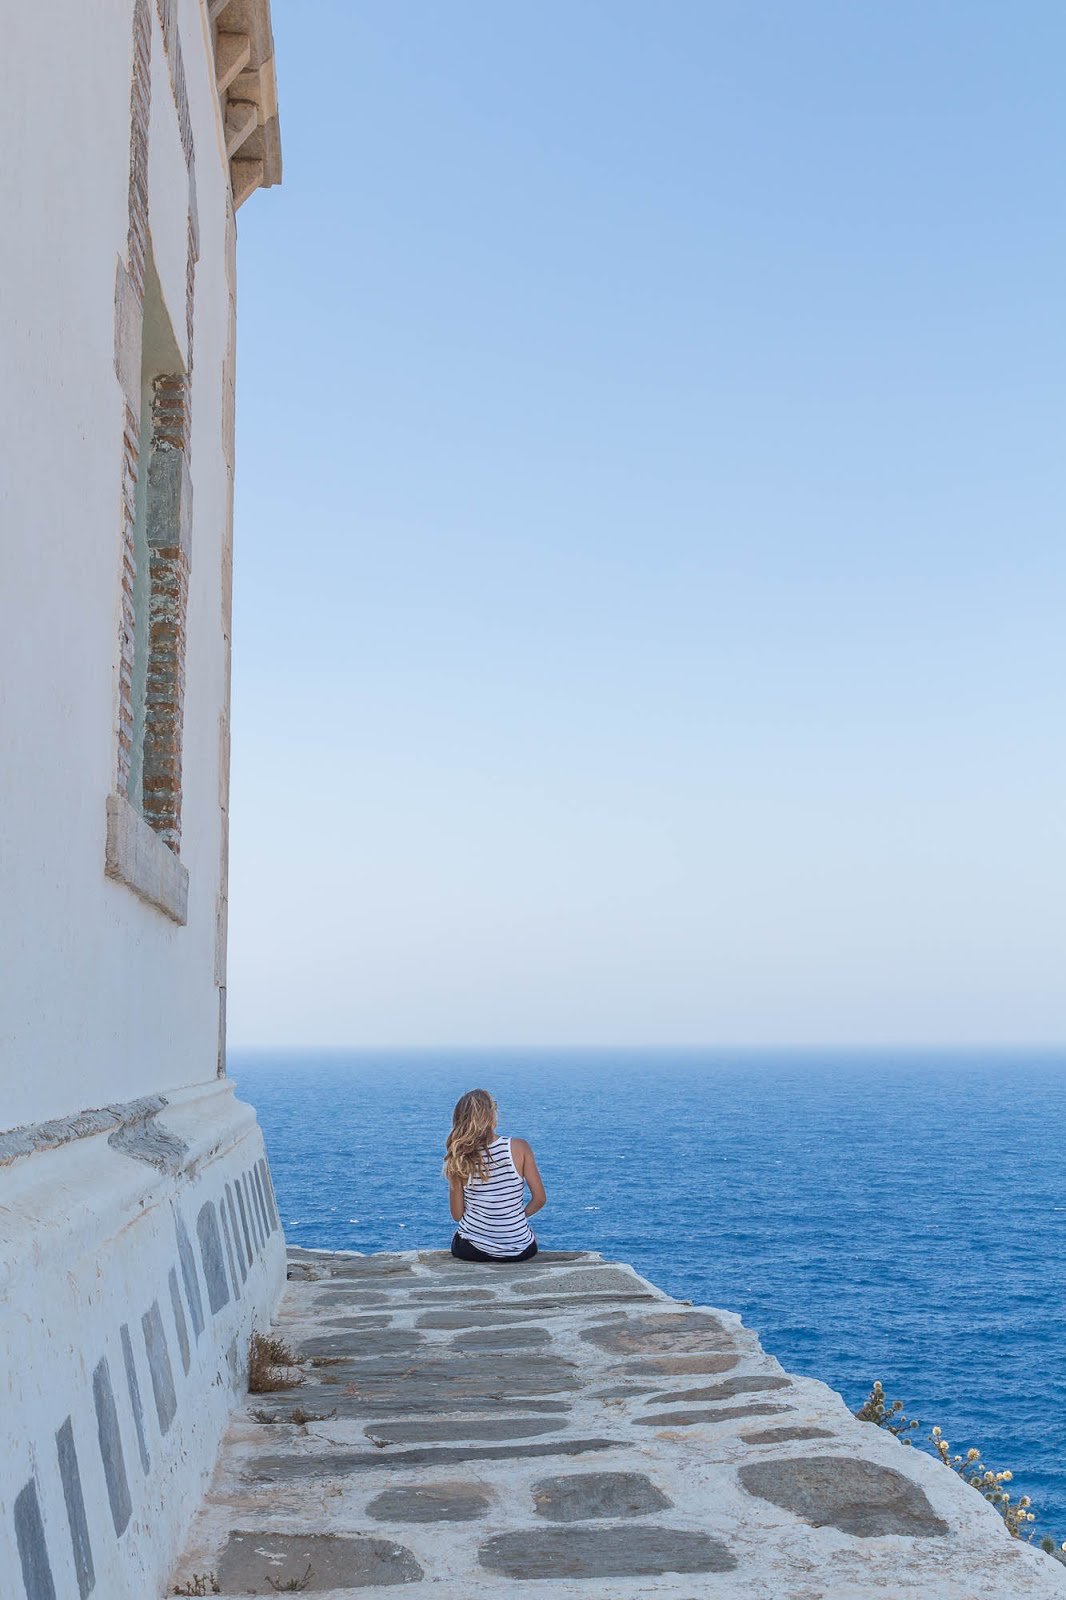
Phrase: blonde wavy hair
[{"left": 443, "top": 1089, "right": 498, "bottom": 1185}]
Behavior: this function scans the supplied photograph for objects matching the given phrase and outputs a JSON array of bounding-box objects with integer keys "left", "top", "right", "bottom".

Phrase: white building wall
[
  {"left": 0, "top": 4, "right": 286, "bottom": 1597},
  {"left": 0, "top": 0, "right": 237, "bottom": 1127}
]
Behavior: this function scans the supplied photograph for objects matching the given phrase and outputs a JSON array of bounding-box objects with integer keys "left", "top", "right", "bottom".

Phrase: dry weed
[
  {"left": 267, "top": 1562, "right": 313, "bottom": 1592},
  {"left": 248, "top": 1331, "right": 304, "bottom": 1394}
]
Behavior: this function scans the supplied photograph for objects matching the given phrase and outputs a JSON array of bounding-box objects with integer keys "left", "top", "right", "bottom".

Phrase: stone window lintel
[{"left": 105, "top": 792, "right": 188, "bottom": 924}]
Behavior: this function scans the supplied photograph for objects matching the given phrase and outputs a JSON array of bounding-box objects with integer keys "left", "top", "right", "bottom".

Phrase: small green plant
[
  {"left": 173, "top": 1576, "right": 220, "bottom": 1597},
  {"left": 854, "top": 1381, "right": 920, "bottom": 1442},
  {"left": 248, "top": 1331, "right": 303, "bottom": 1394},
  {"left": 267, "top": 1563, "right": 313, "bottom": 1593}
]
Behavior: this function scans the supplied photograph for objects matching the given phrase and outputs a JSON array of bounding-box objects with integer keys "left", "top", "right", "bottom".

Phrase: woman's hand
[{"left": 512, "top": 1138, "right": 546, "bottom": 1218}]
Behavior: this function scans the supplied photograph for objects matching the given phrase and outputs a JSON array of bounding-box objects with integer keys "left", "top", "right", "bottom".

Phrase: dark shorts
[{"left": 450, "top": 1230, "right": 538, "bottom": 1263}]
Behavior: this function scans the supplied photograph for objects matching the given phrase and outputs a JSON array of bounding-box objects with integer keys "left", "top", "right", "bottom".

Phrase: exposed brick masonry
[
  {"left": 143, "top": 6, "right": 197, "bottom": 850},
  {"left": 142, "top": 375, "right": 191, "bottom": 852},
  {"left": 150, "top": 371, "right": 190, "bottom": 451},
  {"left": 116, "top": 405, "right": 141, "bottom": 797},
  {"left": 117, "top": 0, "right": 198, "bottom": 837}
]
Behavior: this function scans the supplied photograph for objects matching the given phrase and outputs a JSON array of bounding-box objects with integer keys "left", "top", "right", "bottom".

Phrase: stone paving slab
[
  {"left": 217, "top": 1529, "right": 423, "bottom": 1589},
  {"left": 247, "top": 1438, "right": 623, "bottom": 1480},
  {"left": 739, "top": 1455, "right": 951, "bottom": 1538},
  {"left": 632, "top": 1400, "right": 794, "bottom": 1427},
  {"left": 479, "top": 1524, "right": 738, "bottom": 1578},
  {"left": 531, "top": 1469, "right": 672, "bottom": 1522},
  {"left": 414, "top": 1307, "right": 542, "bottom": 1328},
  {"left": 406, "top": 1287, "right": 499, "bottom": 1302},
  {"left": 363, "top": 1416, "right": 564, "bottom": 1445},
  {"left": 169, "top": 1248, "right": 1066, "bottom": 1599},
  {"left": 298, "top": 1331, "right": 426, "bottom": 1358},
  {"left": 312, "top": 1286, "right": 393, "bottom": 1299},
  {"left": 324, "top": 1315, "right": 396, "bottom": 1330},
  {"left": 645, "top": 1375, "right": 792, "bottom": 1403},
  {"left": 451, "top": 1325, "right": 552, "bottom": 1350},
  {"left": 367, "top": 1482, "right": 492, "bottom": 1523},
  {"left": 274, "top": 1385, "right": 574, "bottom": 1420},
  {"left": 741, "top": 1424, "right": 837, "bottom": 1446}
]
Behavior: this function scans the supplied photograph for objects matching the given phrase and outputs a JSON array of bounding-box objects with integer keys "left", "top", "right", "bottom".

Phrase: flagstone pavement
[{"left": 168, "top": 1248, "right": 1066, "bottom": 1598}]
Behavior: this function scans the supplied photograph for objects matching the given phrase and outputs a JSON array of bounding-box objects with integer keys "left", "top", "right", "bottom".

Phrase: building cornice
[{"left": 208, "top": 0, "right": 282, "bottom": 207}]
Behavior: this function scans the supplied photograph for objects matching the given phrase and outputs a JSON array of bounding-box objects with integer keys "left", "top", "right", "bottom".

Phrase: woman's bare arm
[
  {"left": 448, "top": 1176, "right": 465, "bottom": 1222},
  {"left": 512, "top": 1138, "right": 546, "bottom": 1218}
]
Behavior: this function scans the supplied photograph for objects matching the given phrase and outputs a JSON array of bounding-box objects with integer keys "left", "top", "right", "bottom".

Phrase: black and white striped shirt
[{"left": 457, "top": 1137, "right": 534, "bottom": 1256}]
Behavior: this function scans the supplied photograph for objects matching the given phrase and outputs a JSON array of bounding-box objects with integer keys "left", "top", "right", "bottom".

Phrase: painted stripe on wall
[
  {"left": 259, "top": 1158, "right": 279, "bottom": 1230},
  {"left": 243, "top": 1172, "right": 263, "bottom": 1251},
  {"left": 56, "top": 1417, "right": 95, "bottom": 1597},
  {"left": 196, "top": 1201, "right": 230, "bottom": 1314},
  {"left": 14, "top": 1479, "right": 57, "bottom": 1600},
  {"left": 169, "top": 1266, "right": 191, "bottom": 1374},
  {"left": 219, "top": 1196, "right": 242, "bottom": 1300},
  {"left": 174, "top": 1210, "right": 205, "bottom": 1338},
  {"left": 120, "top": 1323, "right": 151, "bottom": 1473},
  {"left": 225, "top": 1183, "right": 247, "bottom": 1278},
  {"left": 251, "top": 1165, "right": 269, "bottom": 1239},
  {"left": 142, "top": 1300, "right": 178, "bottom": 1434},
  {"left": 91, "top": 1357, "right": 132, "bottom": 1536},
  {"left": 234, "top": 1180, "right": 254, "bottom": 1263}
]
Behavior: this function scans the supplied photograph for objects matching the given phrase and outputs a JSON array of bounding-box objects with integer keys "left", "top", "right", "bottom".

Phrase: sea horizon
[{"left": 231, "top": 1041, "right": 1066, "bottom": 1060}]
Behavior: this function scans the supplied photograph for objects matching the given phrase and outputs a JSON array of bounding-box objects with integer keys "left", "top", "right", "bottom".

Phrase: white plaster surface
[
  {"left": 172, "top": 1250, "right": 1066, "bottom": 1599},
  {"left": 0, "top": 0, "right": 242, "bottom": 1127},
  {"left": 0, "top": 5, "right": 285, "bottom": 1598},
  {"left": 0, "top": 1084, "right": 285, "bottom": 1600}
]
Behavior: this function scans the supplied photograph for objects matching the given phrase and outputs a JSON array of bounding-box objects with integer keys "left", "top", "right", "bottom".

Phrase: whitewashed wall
[
  {"left": 0, "top": 4, "right": 285, "bottom": 1598},
  {"left": 0, "top": 0, "right": 233, "bottom": 1126}
]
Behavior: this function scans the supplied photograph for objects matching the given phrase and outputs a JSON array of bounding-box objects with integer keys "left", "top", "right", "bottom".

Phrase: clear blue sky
[{"left": 227, "top": 0, "right": 1065, "bottom": 1048}]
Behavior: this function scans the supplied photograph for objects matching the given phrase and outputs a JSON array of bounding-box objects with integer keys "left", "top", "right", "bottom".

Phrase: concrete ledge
[
  {"left": 0, "top": 1089, "right": 285, "bottom": 1600},
  {"left": 0, "top": 1093, "right": 186, "bottom": 1173},
  {"left": 105, "top": 792, "right": 189, "bottom": 923}
]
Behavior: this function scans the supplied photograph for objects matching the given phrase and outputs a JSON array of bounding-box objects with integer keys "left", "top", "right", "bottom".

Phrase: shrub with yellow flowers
[
  {"left": 856, "top": 1381, "right": 1064, "bottom": 1561},
  {"left": 928, "top": 1428, "right": 1034, "bottom": 1537},
  {"left": 854, "top": 1380, "right": 920, "bottom": 1441}
]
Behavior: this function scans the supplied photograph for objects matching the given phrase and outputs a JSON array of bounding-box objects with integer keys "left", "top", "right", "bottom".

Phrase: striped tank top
[{"left": 457, "top": 1137, "right": 534, "bottom": 1257}]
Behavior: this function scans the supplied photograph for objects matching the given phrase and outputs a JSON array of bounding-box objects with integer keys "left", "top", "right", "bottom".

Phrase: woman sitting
[{"left": 444, "top": 1089, "right": 546, "bottom": 1262}]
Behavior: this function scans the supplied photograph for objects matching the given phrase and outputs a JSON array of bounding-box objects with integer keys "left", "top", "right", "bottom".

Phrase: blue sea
[{"left": 232, "top": 1048, "right": 1066, "bottom": 1537}]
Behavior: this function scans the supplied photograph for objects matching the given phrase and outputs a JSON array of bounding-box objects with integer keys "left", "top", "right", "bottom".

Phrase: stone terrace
[{"left": 169, "top": 1249, "right": 1066, "bottom": 1598}]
